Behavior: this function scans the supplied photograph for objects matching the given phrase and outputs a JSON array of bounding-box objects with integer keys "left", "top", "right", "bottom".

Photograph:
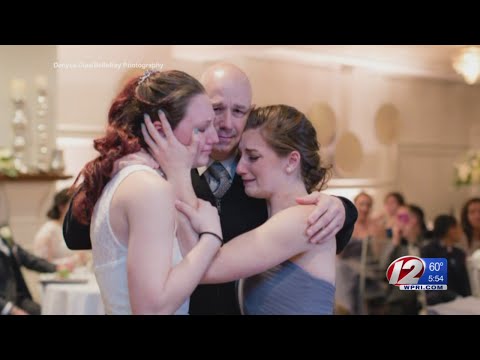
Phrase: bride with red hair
[{"left": 71, "top": 70, "right": 222, "bottom": 314}]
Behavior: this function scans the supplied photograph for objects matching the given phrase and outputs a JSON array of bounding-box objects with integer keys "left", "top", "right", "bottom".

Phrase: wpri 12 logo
[{"left": 386, "top": 256, "right": 448, "bottom": 290}]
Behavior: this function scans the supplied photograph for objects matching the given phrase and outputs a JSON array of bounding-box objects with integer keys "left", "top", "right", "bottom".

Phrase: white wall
[
  {"left": 394, "top": 79, "right": 478, "bottom": 220},
  {"left": 2, "top": 45, "right": 479, "bottom": 242},
  {"left": 0, "top": 46, "right": 58, "bottom": 250},
  {"left": 56, "top": 45, "right": 172, "bottom": 137},
  {"left": 55, "top": 47, "right": 480, "bottom": 221},
  {"left": 54, "top": 45, "right": 175, "bottom": 191},
  {"left": 0, "top": 45, "right": 57, "bottom": 163},
  {"left": 235, "top": 57, "right": 479, "bottom": 220}
]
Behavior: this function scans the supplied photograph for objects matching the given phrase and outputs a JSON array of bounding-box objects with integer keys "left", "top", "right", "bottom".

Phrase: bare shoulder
[{"left": 117, "top": 170, "right": 174, "bottom": 205}]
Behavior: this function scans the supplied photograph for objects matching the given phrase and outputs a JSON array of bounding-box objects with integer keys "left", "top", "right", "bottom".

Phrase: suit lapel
[{"left": 0, "top": 237, "right": 11, "bottom": 256}]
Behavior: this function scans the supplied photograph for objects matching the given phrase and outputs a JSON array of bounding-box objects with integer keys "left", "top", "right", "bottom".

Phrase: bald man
[
  {"left": 200, "top": 63, "right": 252, "bottom": 162},
  {"left": 187, "top": 63, "right": 357, "bottom": 314},
  {"left": 63, "top": 64, "right": 358, "bottom": 315}
]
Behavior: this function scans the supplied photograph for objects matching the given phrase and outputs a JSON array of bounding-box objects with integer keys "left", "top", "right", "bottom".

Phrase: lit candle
[
  {"left": 11, "top": 78, "right": 26, "bottom": 101},
  {"left": 35, "top": 75, "right": 48, "bottom": 91}
]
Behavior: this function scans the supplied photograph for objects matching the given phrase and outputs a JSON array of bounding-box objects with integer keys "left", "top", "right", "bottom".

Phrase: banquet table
[{"left": 40, "top": 272, "right": 105, "bottom": 315}]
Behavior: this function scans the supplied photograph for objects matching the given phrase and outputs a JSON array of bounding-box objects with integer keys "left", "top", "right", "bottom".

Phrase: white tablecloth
[
  {"left": 41, "top": 274, "right": 105, "bottom": 315},
  {"left": 428, "top": 296, "right": 480, "bottom": 315}
]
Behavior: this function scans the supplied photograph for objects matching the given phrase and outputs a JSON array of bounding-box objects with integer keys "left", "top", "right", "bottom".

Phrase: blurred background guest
[
  {"left": 33, "top": 188, "right": 89, "bottom": 267},
  {"left": 460, "top": 198, "right": 480, "bottom": 255},
  {"left": 421, "top": 214, "right": 471, "bottom": 306},
  {"left": 375, "top": 192, "right": 405, "bottom": 239},
  {"left": 335, "top": 191, "right": 386, "bottom": 314},
  {"left": 1, "top": 224, "right": 69, "bottom": 315},
  {"left": 382, "top": 204, "right": 428, "bottom": 315}
]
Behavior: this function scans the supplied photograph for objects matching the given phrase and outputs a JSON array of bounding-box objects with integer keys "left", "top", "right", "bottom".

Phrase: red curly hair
[{"left": 71, "top": 70, "right": 206, "bottom": 225}]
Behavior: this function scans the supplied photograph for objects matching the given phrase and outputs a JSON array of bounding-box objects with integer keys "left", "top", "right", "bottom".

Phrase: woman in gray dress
[{"left": 175, "top": 105, "right": 336, "bottom": 314}]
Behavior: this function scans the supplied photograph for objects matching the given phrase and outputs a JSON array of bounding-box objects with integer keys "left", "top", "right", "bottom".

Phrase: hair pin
[{"left": 138, "top": 69, "right": 158, "bottom": 85}]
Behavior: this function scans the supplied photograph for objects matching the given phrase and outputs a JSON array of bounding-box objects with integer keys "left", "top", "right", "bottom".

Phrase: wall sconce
[{"left": 453, "top": 46, "right": 480, "bottom": 85}]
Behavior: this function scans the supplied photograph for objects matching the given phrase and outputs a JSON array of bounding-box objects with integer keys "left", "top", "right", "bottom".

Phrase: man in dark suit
[
  {"left": 421, "top": 215, "right": 471, "bottom": 305},
  {"left": 0, "top": 224, "right": 59, "bottom": 315},
  {"left": 63, "top": 63, "right": 358, "bottom": 314}
]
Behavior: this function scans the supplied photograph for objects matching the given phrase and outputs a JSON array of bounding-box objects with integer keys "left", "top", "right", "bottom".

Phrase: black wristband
[{"left": 199, "top": 232, "right": 223, "bottom": 246}]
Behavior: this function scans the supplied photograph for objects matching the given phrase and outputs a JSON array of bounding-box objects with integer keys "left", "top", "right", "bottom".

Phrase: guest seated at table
[
  {"left": 382, "top": 204, "right": 428, "bottom": 315},
  {"left": 1, "top": 224, "right": 71, "bottom": 315},
  {"left": 33, "top": 188, "right": 89, "bottom": 266},
  {"left": 460, "top": 197, "right": 480, "bottom": 255},
  {"left": 374, "top": 192, "right": 405, "bottom": 239},
  {"left": 421, "top": 214, "right": 471, "bottom": 306},
  {"left": 335, "top": 191, "right": 387, "bottom": 314}
]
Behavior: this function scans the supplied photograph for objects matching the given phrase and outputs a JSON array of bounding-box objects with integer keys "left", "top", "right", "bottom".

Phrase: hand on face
[
  {"left": 296, "top": 192, "right": 346, "bottom": 244},
  {"left": 142, "top": 110, "right": 201, "bottom": 177}
]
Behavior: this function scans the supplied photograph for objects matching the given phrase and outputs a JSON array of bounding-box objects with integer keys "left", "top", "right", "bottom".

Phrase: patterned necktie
[{"left": 208, "top": 161, "right": 231, "bottom": 199}]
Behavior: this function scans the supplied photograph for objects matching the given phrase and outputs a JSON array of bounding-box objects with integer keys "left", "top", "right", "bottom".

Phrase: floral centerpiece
[
  {"left": 0, "top": 148, "right": 18, "bottom": 178},
  {"left": 454, "top": 149, "right": 480, "bottom": 187}
]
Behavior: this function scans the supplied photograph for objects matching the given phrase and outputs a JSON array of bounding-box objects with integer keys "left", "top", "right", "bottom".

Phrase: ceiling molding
[
  {"left": 171, "top": 45, "right": 467, "bottom": 83},
  {"left": 254, "top": 47, "right": 460, "bottom": 82},
  {"left": 171, "top": 45, "right": 272, "bottom": 62}
]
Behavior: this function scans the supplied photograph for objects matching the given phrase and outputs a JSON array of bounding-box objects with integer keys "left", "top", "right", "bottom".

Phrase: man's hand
[
  {"left": 296, "top": 192, "right": 346, "bottom": 244},
  {"left": 57, "top": 261, "right": 75, "bottom": 273},
  {"left": 10, "top": 306, "right": 29, "bottom": 315},
  {"left": 56, "top": 261, "right": 75, "bottom": 279}
]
